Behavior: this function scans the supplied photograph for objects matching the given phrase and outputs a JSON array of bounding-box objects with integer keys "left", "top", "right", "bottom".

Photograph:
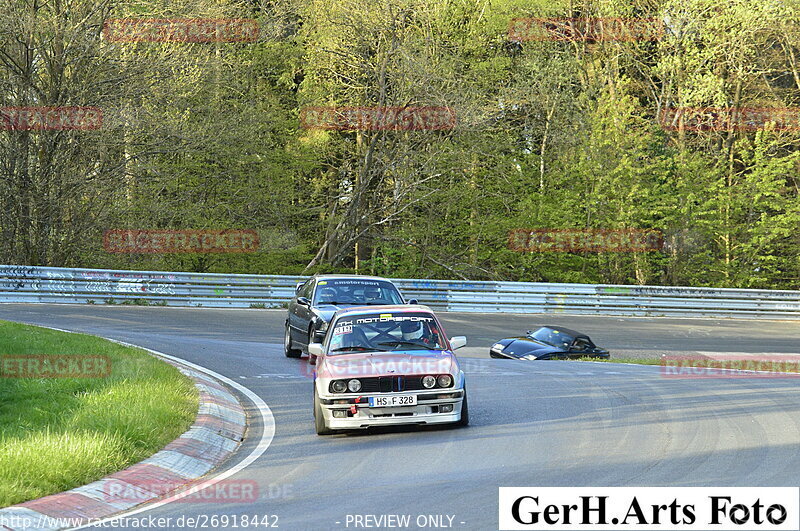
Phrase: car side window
[
  {"left": 299, "top": 280, "right": 313, "bottom": 299},
  {"left": 572, "top": 338, "right": 590, "bottom": 350}
]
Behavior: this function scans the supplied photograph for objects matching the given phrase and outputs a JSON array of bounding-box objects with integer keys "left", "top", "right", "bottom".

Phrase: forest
[{"left": 2, "top": 0, "right": 799, "bottom": 288}]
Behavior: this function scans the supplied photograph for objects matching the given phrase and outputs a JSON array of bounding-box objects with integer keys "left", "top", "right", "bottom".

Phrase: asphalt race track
[{"left": 2, "top": 304, "right": 800, "bottom": 530}]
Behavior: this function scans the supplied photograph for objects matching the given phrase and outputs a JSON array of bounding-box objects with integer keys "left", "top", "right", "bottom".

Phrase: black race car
[
  {"left": 489, "top": 326, "right": 609, "bottom": 360},
  {"left": 284, "top": 274, "right": 416, "bottom": 360}
]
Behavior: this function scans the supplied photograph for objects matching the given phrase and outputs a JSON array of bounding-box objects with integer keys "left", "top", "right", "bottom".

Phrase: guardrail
[{"left": 1, "top": 265, "right": 799, "bottom": 319}]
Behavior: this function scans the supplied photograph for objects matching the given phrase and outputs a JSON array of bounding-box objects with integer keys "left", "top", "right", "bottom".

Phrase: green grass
[
  {"left": 0, "top": 321, "right": 198, "bottom": 507},
  {"left": 577, "top": 356, "right": 662, "bottom": 365}
]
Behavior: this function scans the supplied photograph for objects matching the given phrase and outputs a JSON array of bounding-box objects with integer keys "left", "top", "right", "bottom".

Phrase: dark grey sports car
[
  {"left": 284, "top": 274, "right": 415, "bottom": 360},
  {"left": 489, "top": 326, "right": 609, "bottom": 360}
]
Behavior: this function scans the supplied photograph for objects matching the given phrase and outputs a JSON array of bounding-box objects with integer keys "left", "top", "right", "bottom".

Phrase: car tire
[
  {"left": 313, "top": 387, "right": 333, "bottom": 435},
  {"left": 456, "top": 391, "right": 469, "bottom": 427},
  {"left": 284, "top": 322, "right": 301, "bottom": 358}
]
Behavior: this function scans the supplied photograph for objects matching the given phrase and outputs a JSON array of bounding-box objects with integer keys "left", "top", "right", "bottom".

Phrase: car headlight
[
  {"left": 491, "top": 343, "right": 505, "bottom": 352},
  {"left": 524, "top": 354, "right": 538, "bottom": 360},
  {"left": 348, "top": 379, "right": 361, "bottom": 392},
  {"left": 331, "top": 380, "right": 347, "bottom": 393},
  {"left": 422, "top": 375, "right": 436, "bottom": 388},
  {"left": 437, "top": 375, "right": 452, "bottom": 388}
]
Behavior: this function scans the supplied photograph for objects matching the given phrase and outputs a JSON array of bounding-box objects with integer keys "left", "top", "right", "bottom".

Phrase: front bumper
[{"left": 319, "top": 389, "right": 465, "bottom": 430}]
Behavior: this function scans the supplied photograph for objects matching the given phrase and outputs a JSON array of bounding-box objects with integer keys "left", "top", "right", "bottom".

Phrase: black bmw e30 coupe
[{"left": 489, "top": 326, "right": 610, "bottom": 360}]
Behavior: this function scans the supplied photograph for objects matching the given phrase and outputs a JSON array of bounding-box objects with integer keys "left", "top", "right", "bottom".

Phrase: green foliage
[{"left": 2, "top": 0, "right": 800, "bottom": 288}]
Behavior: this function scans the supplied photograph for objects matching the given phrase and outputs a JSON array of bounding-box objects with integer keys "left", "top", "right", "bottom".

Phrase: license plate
[{"left": 368, "top": 395, "right": 417, "bottom": 408}]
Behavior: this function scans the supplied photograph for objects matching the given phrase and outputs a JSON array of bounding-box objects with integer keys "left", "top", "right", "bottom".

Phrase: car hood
[
  {"left": 502, "top": 337, "right": 562, "bottom": 357},
  {"left": 314, "top": 304, "right": 361, "bottom": 321},
  {"left": 319, "top": 350, "right": 455, "bottom": 379}
]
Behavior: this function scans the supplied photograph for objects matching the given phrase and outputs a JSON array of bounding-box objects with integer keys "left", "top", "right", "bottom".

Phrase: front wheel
[
  {"left": 314, "top": 387, "right": 333, "bottom": 435},
  {"left": 284, "top": 323, "right": 301, "bottom": 358},
  {"left": 456, "top": 391, "right": 469, "bottom": 427}
]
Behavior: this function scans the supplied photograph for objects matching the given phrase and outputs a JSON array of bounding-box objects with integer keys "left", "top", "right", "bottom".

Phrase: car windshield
[
  {"left": 328, "top": 312, "right": 446, "bottom": 355},
  {"left": 313, "top": 279, "right": 404, "bottom": 305},
  {"left": 529, "top": 327, "right": 574, "bottom": 348}
]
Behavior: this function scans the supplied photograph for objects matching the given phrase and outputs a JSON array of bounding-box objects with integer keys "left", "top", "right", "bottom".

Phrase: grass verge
[
  {"left": 577, "top": 356, "right": 662, "bottom": 365},
  {"left": 0, "top": 320, "right": 198, "bottom": 507}
]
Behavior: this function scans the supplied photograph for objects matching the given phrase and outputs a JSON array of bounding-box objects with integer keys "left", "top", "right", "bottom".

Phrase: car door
[
  {"left": 289, "top": 279, "right": 314, "bottom": 343},
  {"left": 286, "top": 281, "right": 302, "bottom": 340}
]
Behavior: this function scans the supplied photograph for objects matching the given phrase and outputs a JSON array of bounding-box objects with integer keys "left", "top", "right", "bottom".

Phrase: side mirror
[
  {"left": 408, "top": 298, "right": 418, "bottom": 305},
  {"left": 308, "top": 343, "right": 324, "bottom": 356},
  {"left": 449, "top": 336, "right": 467, "bottom": 350},
  {"left": 297, "top": 296, "right": 311, "bottom": 306},
  {"left": 295, "top": 281, "right": 303, "bottom": 293}
]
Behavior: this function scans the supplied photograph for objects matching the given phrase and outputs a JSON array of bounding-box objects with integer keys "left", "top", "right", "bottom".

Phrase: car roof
[
  {"left": 539, "top": 325, "right": 588, "bottom": 339},
  {"left": 334, "top": 304, "right": 434, "bottom": 318},
  {"left": 312, "top": 274, "right": 394, "bottom": 282}
]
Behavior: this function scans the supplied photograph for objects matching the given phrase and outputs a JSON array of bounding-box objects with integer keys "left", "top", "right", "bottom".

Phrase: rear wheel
[
  {"left": 456, "top": 391, "right": 469, "bottom": 427},
  {"left": 284, "top": 323, "right": 301, "bottom": 358},
  {"left": 314, "top": 387, "right": 333, "bottom": 435}
]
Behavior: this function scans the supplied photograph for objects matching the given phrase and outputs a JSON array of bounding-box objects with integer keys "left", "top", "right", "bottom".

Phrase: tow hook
[{"left": 351, "top": 396, "right": 363, "bottom": 415}]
